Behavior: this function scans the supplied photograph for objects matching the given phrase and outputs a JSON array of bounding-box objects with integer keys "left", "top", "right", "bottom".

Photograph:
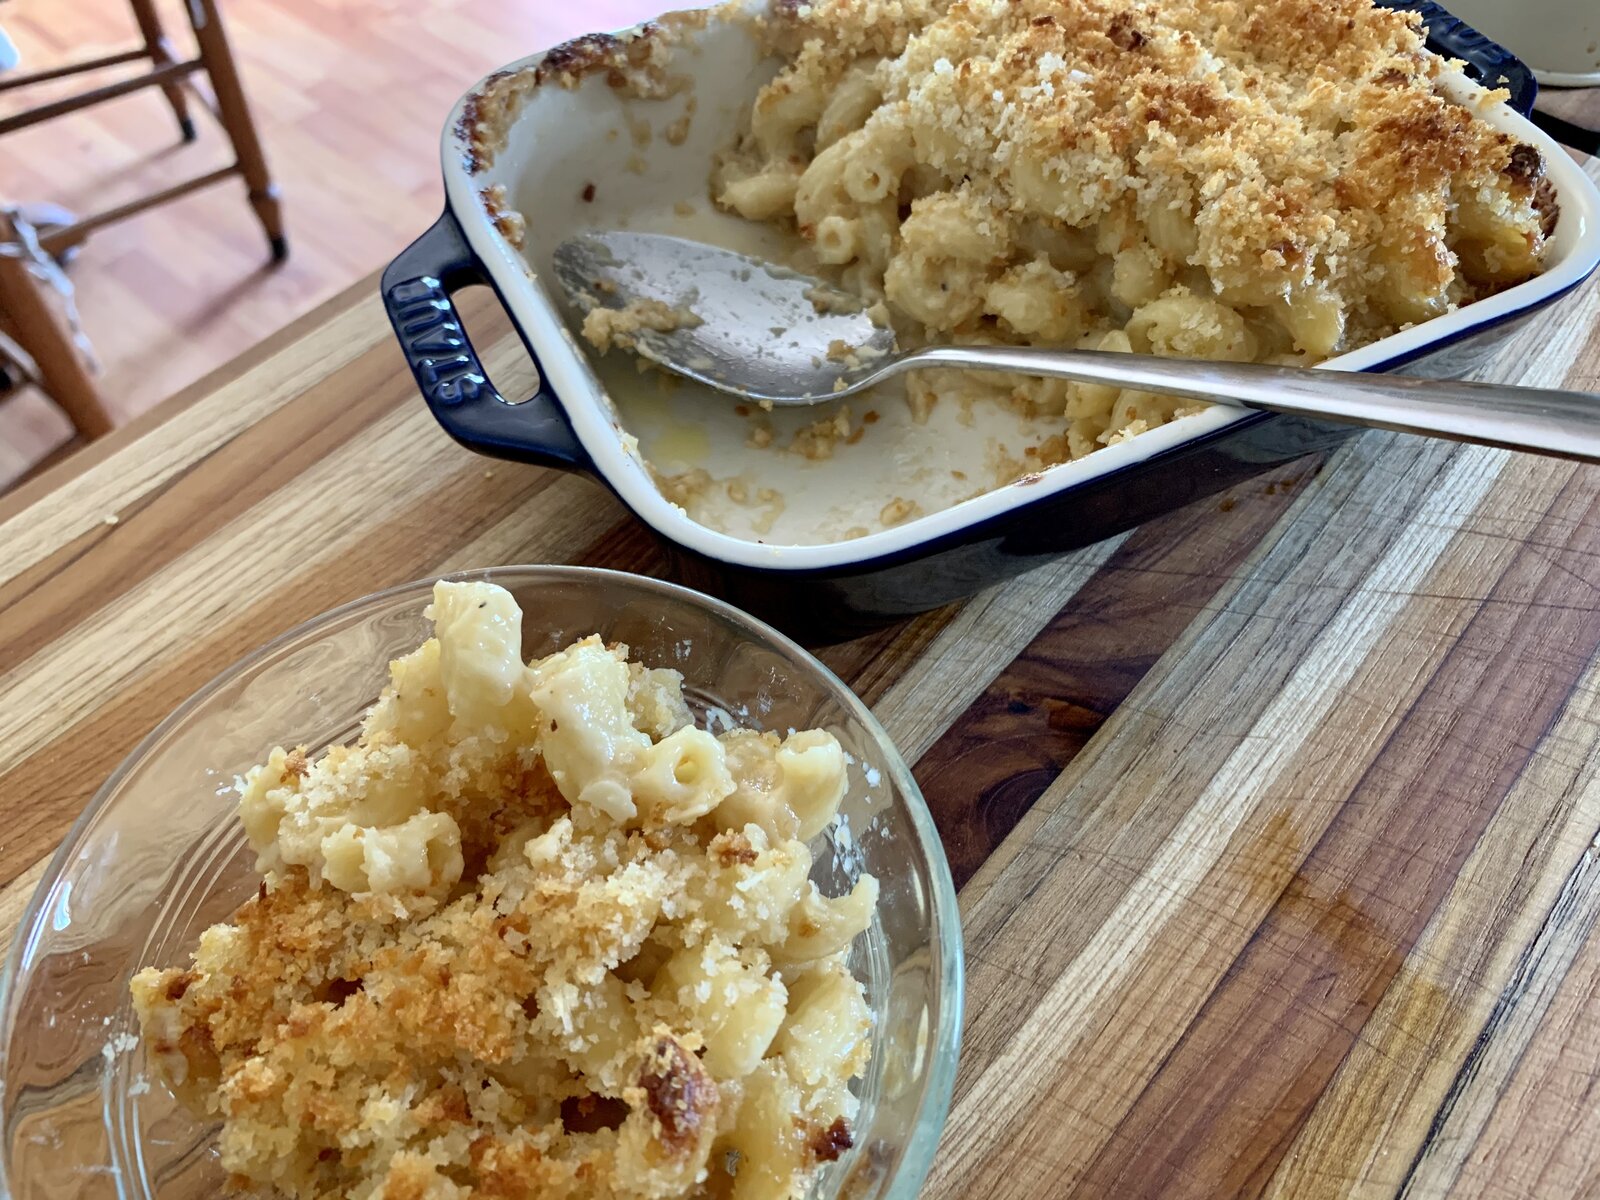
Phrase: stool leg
[
  {"left": 0, "top": 221, "right": 114, "bottom": 440},
  {"left": 187, "top": 0, "right": 287, "bottom": 262},
  {"left": 128, "top": 0, "right": 197, "bottom": 142}
]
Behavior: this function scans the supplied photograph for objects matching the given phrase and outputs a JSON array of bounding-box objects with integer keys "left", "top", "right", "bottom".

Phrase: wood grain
[
  {"left": 918, "top": 458, "right": 1321, "bottom": 887},
  {"left": 1278, "top": 648, "right": 1600, "bottom": 1198},
  {"left": 931, "top": 433, "right": 1525, "bottom": 1198},
  {"left": 1073, "top": 464, "right": 1600, "bottom": 1200},
  {"left": 2, "top": 152, "right": 1600, "bottom": 1200}
]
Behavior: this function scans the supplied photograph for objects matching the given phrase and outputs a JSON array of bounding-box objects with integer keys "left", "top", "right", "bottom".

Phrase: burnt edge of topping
[
  {"left": 454, "top": 24, "right": 669, "bottom": 175},
  {"left": 1505, "top": 142, "right": 1561, "bottom": 239}
]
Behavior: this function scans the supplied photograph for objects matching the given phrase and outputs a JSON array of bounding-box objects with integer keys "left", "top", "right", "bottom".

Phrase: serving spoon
[{"left": 553, "top": 231, "right": 1600, "bottom": 463}]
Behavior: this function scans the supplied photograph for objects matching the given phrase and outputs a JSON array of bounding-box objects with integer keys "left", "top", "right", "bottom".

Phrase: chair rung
[
  {"left": 0, "top": 58, "right": 203, "bottom": 137},
  {"left": 0, "top": 48, "right": 150, "bottom": 93},
  {"left": 35, "top": 165, "right": 242, "bottom": 254}
]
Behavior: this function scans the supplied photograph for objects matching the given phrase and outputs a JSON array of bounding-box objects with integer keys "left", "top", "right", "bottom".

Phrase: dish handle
[
  {"left": 381, "top": 210, "right": 590, "bottom": 469},
  {"left": 1380, "top": 0, "right": 1537, "bottom": 115}
]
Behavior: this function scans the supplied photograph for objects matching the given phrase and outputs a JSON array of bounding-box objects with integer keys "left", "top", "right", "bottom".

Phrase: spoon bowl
[
  {"left": 554, "top": 231, "right": 1600, "bottom": 461},
  {"left": 553, "top": 231, "right": 897, "bottom": 404}
]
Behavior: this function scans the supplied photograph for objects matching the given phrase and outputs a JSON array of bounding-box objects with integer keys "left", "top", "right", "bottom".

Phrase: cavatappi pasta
[
  {"left": 131, "top": 580, "right": 875, "bottom": 1200},
  {"left": 712, "top": 0, "right": 1558, "bottom": 463}
]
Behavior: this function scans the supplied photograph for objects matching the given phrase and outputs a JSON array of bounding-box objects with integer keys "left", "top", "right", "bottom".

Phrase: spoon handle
[{"left": 893, "top": 345, "right": 1600, "bottom": 463}]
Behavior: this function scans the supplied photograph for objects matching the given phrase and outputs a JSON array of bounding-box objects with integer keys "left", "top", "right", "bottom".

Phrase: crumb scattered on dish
[{"left": 583, "top": 296, "right": 705, "bottom": 353}]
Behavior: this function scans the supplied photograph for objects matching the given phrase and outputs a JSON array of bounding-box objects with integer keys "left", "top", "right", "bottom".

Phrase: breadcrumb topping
[
  {"left": 712, "top": 0, "right": 1556, "bottom": 475},
  {"left": 131, "top": 582, "right": 875, "bottom": 1200}
]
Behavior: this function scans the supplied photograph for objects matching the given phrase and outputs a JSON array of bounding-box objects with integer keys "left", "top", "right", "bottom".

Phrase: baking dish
[{"left": 382, "top": 0, "right": 1600, "bottom": 637}]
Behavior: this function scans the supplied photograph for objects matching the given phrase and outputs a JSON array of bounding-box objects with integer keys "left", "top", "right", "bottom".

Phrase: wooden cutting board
[{"left": 4, "top": 152, "right": 1600, "bottom": 1197}]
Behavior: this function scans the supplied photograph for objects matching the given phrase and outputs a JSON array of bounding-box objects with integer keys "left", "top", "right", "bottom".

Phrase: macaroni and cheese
[
  {"left": 706, "top": 0, "right": 1556, "bottom": 465},
  {"left": 131, "top": 581, "right": 875, "bottom": 1200}
]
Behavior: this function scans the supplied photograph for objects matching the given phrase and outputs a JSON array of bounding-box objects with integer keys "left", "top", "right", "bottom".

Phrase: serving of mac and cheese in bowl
[
  {"left": 381, "top": 0, "right": 1600, "bottom": 631},
  {"left": 0, "top": 568, "right": 961, "bottom": 1200}
]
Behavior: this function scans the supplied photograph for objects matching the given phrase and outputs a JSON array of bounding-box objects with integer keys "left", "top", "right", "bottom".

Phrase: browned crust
[
  {"left": 453, "top": 69, "right": 520, "bottom": 174},
  {"left": 637, "top": 1034, "right": 717, "bottom": 1155},
  {"left": 541, "top": 31, "right": 635, "bottom": 85},
  {"left": 1506, "top": 143, "right": 1561, "bottom": 239},
  {"left": 808, "top": 1115, "right": 855, "bottom": 1163},
  {"left": 1105, "top": 11, "right": 1146, "bottom": 52},
  {"left": 453, "top": 8, "right": 712, "bottom": 176},
  {"left": 1532, "top": 176, "right": 1560, "bottom": 241},
  {"left": 710, "top": 829, "right": 759, "bottom": 866},
  {"left": 479, "top": 184, "right": 526, "bottom": 250}
]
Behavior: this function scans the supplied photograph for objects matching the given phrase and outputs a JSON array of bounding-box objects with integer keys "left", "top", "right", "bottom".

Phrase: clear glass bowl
[{"left": 0, "top": 566, "right": 962, "bottom": 1200}]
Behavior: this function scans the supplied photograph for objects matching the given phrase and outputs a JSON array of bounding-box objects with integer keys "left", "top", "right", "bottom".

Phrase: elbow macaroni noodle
[
  {"left": 711, "top": 0, "right": 1556, "bottom": 468},
  {"left": 132, "top": 580, "right": 876, "bottom": 1200}
]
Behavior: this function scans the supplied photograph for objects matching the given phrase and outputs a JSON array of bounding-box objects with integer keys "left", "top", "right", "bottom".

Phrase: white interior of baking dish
[{"left": 444, "top": 3, "right": 1600, "bottom": 570}]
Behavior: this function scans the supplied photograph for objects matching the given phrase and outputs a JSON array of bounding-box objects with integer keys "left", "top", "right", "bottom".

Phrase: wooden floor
[{"left": 0, "top": 0, "right": 661, "bottom": 488}]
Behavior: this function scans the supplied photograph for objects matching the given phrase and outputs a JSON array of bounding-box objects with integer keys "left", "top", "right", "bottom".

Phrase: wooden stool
[{"left": 0, "top": 0, "right": 287, "bottom": 264}]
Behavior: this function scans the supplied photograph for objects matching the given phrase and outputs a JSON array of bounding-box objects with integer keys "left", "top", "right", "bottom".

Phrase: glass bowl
[{"left": 0, "top": 566, "right": 962, "bottom": 1200}]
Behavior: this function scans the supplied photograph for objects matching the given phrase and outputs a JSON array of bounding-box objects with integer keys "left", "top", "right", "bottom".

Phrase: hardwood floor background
[{"left": 0, "top": 0, "right": 663, "bottom": 487}]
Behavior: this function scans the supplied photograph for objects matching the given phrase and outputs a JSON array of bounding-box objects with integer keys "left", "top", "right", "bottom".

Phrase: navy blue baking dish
[{"left": 382, "top": 0, "right": 1600, "bottom": 638}]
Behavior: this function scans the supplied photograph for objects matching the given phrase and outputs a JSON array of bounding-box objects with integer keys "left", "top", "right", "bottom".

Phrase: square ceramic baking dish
[{"left": 382, "top": 0, "right": 1600, "bottom": 637}]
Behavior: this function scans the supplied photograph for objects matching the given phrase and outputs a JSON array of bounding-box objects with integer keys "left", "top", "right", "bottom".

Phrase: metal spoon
[{"left": 553, "top": 231, "right": 1600, "bottom": 463}]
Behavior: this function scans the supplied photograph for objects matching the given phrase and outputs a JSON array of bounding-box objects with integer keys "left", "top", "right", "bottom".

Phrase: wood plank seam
[
  {"left": 1398, "top": 833, "right": 1600, "bottom": 1198},
  {"left": 928, "top": 440, "right": 1523, "bottom": 1199},
  {"left": 1065, "top": 468, "right": 1600, "bottom": 1197}
]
